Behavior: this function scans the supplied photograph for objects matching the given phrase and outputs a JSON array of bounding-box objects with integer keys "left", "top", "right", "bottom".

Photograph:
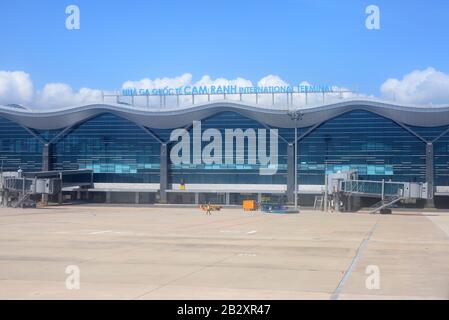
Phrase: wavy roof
[{"left": 1, "top": 99, "right": 449, "bottom": 130}]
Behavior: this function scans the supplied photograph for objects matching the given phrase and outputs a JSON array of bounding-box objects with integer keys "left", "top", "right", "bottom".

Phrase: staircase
[
  {"left": 314, "top": 195, "right": 324, "bottom": 210},
  {"left": 368, "top": 196, "right": 402, "bottom": 214},
  {"left": 13, "top": 190, "right": 35, "bottom": 208}
]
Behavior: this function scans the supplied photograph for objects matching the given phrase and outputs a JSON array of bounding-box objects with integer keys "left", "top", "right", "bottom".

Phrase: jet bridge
[
  {"left": 323, "top": 171, "right": 429, "bottom": 214},
  {"left": 1, "top": 169, "right": 93, "bottom": 208}
]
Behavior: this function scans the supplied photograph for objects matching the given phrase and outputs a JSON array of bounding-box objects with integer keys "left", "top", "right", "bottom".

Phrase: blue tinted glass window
[
  {"left": 168, "top": 111, "right": 289, "bottom": 184},
  {"left": 298, "top": 110, "right": 426, "bottom": 185},
  {"left": 0, "top": 117, "right": 43, "bottom": 171},
  {"left": 52, "top": 113, "right": 161, "bottom": 183}
]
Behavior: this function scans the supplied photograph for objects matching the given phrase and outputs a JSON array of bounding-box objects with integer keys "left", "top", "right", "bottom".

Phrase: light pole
[
  {"left": 324, "top": 135, "right": 332, "bottom": 213},
  {"left": 288, "top": 110, "right": 303, "bottom": 210}
]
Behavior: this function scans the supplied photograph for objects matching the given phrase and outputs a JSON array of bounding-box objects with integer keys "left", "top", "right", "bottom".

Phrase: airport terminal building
[{"left": 1, "top": 97, "right": 449, "bottom": 207}]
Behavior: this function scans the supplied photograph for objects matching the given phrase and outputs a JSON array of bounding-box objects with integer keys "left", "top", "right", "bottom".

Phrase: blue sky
[{"left": 1, "top": 0, "right": 449, "bottom": 107}]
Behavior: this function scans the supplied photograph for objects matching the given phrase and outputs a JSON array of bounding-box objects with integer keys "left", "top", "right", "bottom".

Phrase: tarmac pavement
[{"left": 0, "top": 206, "right": 448, "bottom": 300}]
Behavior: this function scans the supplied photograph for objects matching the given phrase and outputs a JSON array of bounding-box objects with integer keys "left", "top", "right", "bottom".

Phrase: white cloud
[
  {"left": 36, "top": 83, "right": 102, "bottom": 109},
  {"left": 122, "top": 73, "right": 193, "bottom": 90},
  {"left": 257, "top": 74, "right": 289, "bottom": 87},
  {"left": 380, "top": 67, "right": 449, "bottom": 104},
  {"left": 0, "top": 71, "right": 102, "bottom": 110},
  {"left": 195, "top": 75, "right": 253, "bottom": 88},
  {"left": 0, "top": 71, "right": 34, "bottom": 105},
  {"left": 5, "top": 68, "right": 449, "bottom": 110}
]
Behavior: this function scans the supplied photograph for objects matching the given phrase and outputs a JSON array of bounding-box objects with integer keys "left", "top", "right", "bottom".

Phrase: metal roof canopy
[{"left": 3, "top": 100, "right": 449, "bottom": 130}]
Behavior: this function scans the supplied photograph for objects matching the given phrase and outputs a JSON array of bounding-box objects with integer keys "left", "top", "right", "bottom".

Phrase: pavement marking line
[
  {"left": 425, "top": 214, "right": 449, "bottom": 239},
  {"left": 219, "top": 230, "right": 257, "bottom": 234},
  {"left": 132, "top": 233, "right": 267, "bottom": 300},
  {"left": 132, "top": 251, "right": 241, "bottom": 300},
  {"left": 238, "top": 253, "right": 257, "bottom": 257},
  {"left": 219, "top": 230, "right": 242, "bottom": 234},
  {"left": 89, "top": 230, "right": 113, "bottom": 235},
  {"left": 330, "top": 217, "right": 381, "bottom": 300}
]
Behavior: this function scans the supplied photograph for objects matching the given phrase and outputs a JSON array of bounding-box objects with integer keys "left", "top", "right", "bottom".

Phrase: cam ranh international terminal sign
[{"left": 122, "top": 84, "right": 336, "bottom": 96}]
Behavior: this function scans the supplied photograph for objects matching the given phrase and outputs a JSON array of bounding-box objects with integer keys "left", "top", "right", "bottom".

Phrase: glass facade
[
  {"left": 409, "top": 124, "right": 449, "bottom": 187},
  {"left": 0, "top": 116, "right": 42, "bottom": 171},
  {"left": 297, "top": 110, "right": 427, "bottom": 185},
  {"left": 52, "top": 113, "right": 161, "bottom": 183},
  {"left": 168, "top": 111, "right": 288, "bottom": 184},
  {"left": 0, "top": 108, "right": 445, "bottom": 187},
  {"left": 434, "top": 130, "right": 449, "bottom": 186}
]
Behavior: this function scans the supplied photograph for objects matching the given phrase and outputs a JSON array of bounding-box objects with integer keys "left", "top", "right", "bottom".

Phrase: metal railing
[
  {"left": 101, "top": 89, "right": 356, "bottom": 109},
  {"left": 3, "top": 177, "right": 34, "bottom": 193},
  {"left": 368, "top": 196, "right": 403, "bottom": 214},
  {"left": 340, "top": 180, "right": 404, "bottom": 198},
  {"left": 2, "top": 177, "right": 62, "bottom": 195}
]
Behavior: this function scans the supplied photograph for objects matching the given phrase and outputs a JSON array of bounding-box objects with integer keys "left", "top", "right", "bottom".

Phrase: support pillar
[
  {"left": 106, "top": 192, "right": 111, "bottom": 204},
  {"left": 160, "top": 144, "right": 169, "bottom": 203},
  {"left": 135, "top": 192, "right": 140, "bottom": 204},
  {"left": 334, "top": 191, "right": 340, "bottom": 213},
  {"left": 58, "top": 192, "right": 63, "bottom": 205},
  {"left": 3, "top": 190, "right": 8, "bottom": 207},
  {"left": 42, "top": 143, "right": 52, "bottom": 171},
  {"left": 194, "top": 193, "right": 199, "bottom": 205},
  {"left": 287, "top": 143, "right": 295, "bottom": 204},
  {"left": 346, "top": 195, "right": 352, "bottom": 212},
  {"left": 41, "top": 143, "right": 52, "bottom": 205},
  {"left": 426, "top": 142, "right": 435, "bottom": 208},
  {"left": 225, "top": 193, "right": 230, "bottom": 205}
]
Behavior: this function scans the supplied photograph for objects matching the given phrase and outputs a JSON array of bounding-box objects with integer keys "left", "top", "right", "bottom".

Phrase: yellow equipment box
[{"left": 243, "top": 200, "right": 257, "bottom": 211}]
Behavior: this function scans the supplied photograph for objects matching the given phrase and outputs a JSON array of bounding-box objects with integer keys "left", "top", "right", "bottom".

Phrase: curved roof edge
[{"left": 1, "top": 99, "right": 449, "bottom": 130}]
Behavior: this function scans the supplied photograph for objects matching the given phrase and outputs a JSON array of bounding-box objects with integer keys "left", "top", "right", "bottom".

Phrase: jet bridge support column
[
  {"left": 41, "top": 143, "right": 52, "bottom": 206},
  {"left": 160, "top": 144, "right": 169, "bottom": 204},
  {"left": 426, "top": 142, "right": 435, "bottom": 208},
  {"left": 286, "top": 143, "right": 295, "bottom": 204}
]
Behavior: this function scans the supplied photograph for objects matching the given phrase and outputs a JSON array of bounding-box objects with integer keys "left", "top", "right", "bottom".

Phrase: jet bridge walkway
[
  {"left": 326, "top": 173, "right": 429, "bottom": 214},
  {"left": 1, "top": 169, "right": 93, "bottom": 208}
]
